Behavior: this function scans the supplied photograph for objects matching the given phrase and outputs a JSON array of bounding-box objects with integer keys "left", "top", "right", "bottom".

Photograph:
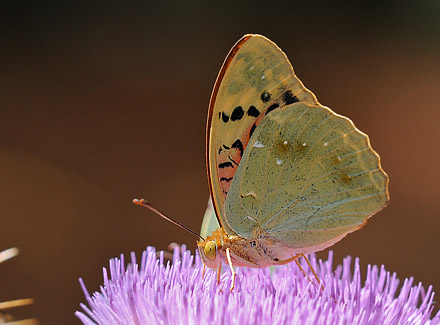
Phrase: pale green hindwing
[
  {"left": 224, "top": 102, "right": 388, "bottom": 251},
  {"left": 200, "top": 199, "right": 220, "bottom": 240}
]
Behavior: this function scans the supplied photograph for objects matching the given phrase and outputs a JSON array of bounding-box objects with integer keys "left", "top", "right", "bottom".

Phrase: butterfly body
[
  {"left": 199, "top": 228, "right": 295, "bottom": 269},
  {"left": 198, "top": 34, "right": 389, "bottom": 287}
]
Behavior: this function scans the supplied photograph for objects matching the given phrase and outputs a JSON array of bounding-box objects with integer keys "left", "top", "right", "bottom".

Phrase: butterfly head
[{"left": 197, "top": 240, "right": 221, "bottom": 268}]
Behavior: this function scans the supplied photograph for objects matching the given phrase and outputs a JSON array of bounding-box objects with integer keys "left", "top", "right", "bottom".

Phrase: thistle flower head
[{"left": 76, "top": 246, "right": 439, "bottom": 324}]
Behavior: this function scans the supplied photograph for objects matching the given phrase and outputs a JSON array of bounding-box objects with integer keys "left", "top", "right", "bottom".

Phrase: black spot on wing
[
  {"left": 265, "top": 103, "right": 280, "bottom": 115},
  {"left": 231, "top": 106, "right": 244, "bottom": 121},
  {"left": 223, "top": 144, "right": 230, "bottom": 150},
  {"left": 221, "top": 112, "right": 229, "bottom": 123},
  {"left": 261, "top": 91, "right": 271, "bottom": 103},
  {"left": 228, "top": 155, "right": 239, "bottom": 166},
  {"left": 231, "top": 139, "right": 244, "bottom": 157},
  {"left": 249, "top": 123, "right": 257, "bottom": 138},
  {"left": 247, "top": 105, "right": 260, "bottom": 118},
  {"left": 218, "top": 112, "right": 221, "bottom": 119},
  {"left": 282, "top": 90, "right": 300, "bottom": 105},
  {"left": 220, "top": 177, "right": 233, "bottom": 182},
  {"left": 218, "top": 162, "right": 234, "bottom": 168},
  {"left": 218, "top": 147, "right": 222, "bottom": 154}
]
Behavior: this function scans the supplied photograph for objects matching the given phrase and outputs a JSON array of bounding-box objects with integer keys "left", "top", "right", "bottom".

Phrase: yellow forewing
[
  {"left": 224, "top": 102, "right": 389, "bottom": 252},
  {"left": 207, "top": 34, "right": 318, "bottom": 232}
]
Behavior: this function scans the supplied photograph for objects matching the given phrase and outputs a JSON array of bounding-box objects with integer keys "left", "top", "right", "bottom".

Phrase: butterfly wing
[
  {"left": 224, "top": 101, "right": 389, "bottom": 253},
  {"left": 200, "top": 198, "right": 220, "bottom": 240},
  {"left": 207, "top": 34, "right": 318, "bottom": 232}
]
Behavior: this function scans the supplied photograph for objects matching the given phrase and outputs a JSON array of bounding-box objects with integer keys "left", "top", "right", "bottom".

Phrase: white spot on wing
[
  {"left": 249, "top": 66, "right": 254, "bottom": 70},
  {"left": 240, "top": 191, "right": 257, "bottom": 199},
  {"left": 324, "top": 142, "right": 328, "bottom": 147},
  {"left": 245, "top": 215, "right": 259, "bottom": 224},
  {"left": 261, "top": 74, "right": 265, "bottom": 80},
  {"left": 276, "top": 158, "right": 283, "bottom": 165},
  {"left": 283, "top": 140, "right": 288, "bottom": 145},
  {"left": 253, "top": 140, "right": 265, "bottom": 148}
]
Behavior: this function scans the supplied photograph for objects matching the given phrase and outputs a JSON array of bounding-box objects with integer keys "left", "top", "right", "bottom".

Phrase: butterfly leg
[
  {"left": 299, "top": 254, "right": 320, "bottom": 285},
  {"left": 275, "top": 253, "right": 302, "bottom": 265},
  {"left": 276, "top": 254, "right": 321, "bottom": 287},
  {"left": 275, "top": 254, "right": 311, "bottom": 280},
  {"left": 225, "top": 248, "right": 236, "bottom": 291},
  {"left": 294, "top": 259, "right": 311, "bottom": 282},
  {"left": 216, "top": 264, "right": 221, "bottom": 284},
  {"left": 295, "top": 255, "right": 324, "bottom": 291},
  {"left": 277, "top": 255, "right": 314, "bottom": 283}
]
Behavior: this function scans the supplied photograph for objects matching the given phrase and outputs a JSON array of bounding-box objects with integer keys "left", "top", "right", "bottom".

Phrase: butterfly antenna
[{"left": 133, "top": 198, "right": 206, "bottom": 241}]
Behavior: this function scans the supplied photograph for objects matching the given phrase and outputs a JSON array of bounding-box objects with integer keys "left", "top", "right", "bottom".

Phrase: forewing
[
  {"left": 224, "top": 102, "right": 389, "bottom": 251},
  {"left": 207, "top": 34, "right": 318, "bottom": 231}
]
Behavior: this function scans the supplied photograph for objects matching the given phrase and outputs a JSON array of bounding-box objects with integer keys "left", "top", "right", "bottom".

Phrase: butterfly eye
[{"left": 204, "top": 241, "right": 217, "bottom": 260}]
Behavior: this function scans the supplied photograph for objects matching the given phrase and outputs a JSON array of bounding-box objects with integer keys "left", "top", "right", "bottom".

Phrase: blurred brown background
[{"left": 1, "top": 1, "right": 439, "bottom": 323}]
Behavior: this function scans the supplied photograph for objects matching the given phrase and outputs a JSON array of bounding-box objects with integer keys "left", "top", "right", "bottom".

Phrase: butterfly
[
  {"left": 135, "top": 34, "right": 389, "bottom": 291},
  {"left": 197, "top": 34, "right": 389, "bottom": 290}
]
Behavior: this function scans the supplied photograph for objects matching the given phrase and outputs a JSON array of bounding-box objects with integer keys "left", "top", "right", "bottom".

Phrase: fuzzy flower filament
[{"left": 76, "top": 246, "right": 439, "bottom": 324}]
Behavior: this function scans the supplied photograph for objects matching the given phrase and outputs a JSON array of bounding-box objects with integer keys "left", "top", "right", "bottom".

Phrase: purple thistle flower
[{"left": 76, "top": 246, "right": 440, "bottom": 324}]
